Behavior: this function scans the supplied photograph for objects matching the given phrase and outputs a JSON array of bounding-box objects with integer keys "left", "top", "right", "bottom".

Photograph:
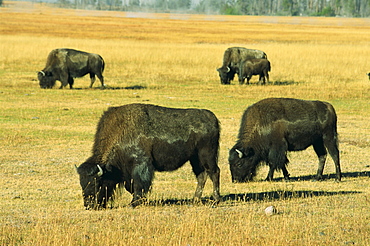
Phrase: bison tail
[{"left": 101, "top": 57, "right": 105, "bottom": 73}]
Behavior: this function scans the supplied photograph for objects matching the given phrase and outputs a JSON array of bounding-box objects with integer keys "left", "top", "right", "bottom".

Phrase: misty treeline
[{"left": 56, "top": 0, "right": 370, "bottom": 17}]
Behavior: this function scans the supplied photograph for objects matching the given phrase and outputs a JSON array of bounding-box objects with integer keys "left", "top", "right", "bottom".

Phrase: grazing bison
[
  {"left": 239, "top": 59, "right": 271, "bottom": 85},
  {"left": 229, "top": 98, "right": 341, "bottom": 182},
  {"left": 217, "top": 47, "right": 267, "bottom": 85},
  {"left": 367, "top": 72, "right": 370, "bottom": 80},
  {"left": 38, "top": 48, "right": 105, "bottom": 89},
  {"left": 76, "top": 104, "right": 221, "bottom": 209}
]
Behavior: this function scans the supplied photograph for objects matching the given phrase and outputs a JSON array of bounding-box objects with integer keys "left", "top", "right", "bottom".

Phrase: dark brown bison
[
  {"left": 38, "top": 48, "right": 105, "bottom": 89},
  {"left": 367, "top": 72, "right": 370, "bottom": 80},
  {"left": 229, "top": 98, "right": 341, "bottom": 182},
  {"left": 217, "top": 47, "right": 267, "bottom": 85},
  {"left": 76, "top": 104, "right": 221, "bottom": 209},
  {"left": 239, "top": 59, "right": 271, "bottom": 85}
]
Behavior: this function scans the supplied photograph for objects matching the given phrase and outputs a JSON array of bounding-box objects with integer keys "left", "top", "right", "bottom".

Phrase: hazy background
[{"left": 2, "top": 0, "right": 369, "bottom": 17}]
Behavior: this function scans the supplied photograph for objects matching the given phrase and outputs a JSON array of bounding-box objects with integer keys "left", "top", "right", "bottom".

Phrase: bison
[
  {"left": 38, "top": 48, "right": 105, "bottom": 89},
  {"left": 367, "top": 72, "right": 370, "bottom": 80},
  {"left": 229, "top": 98, "right": 341, "bottom": 182},
  {"left": 238, "top": 58, "right": 271, "bottom": 85},
  {"left": 217, "top": 47, "right": 267, "bottom": 85},
  {"left": 76, "top": 103, "right": 221, "bottom": 209}
]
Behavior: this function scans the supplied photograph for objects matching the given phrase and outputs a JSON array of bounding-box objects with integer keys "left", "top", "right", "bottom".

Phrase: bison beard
[
  {"left": 76, "top": 104, "right": 221, "bottom": 209},
  {"left": 229, "top": 98, "right": 341, "bottom": 182}
]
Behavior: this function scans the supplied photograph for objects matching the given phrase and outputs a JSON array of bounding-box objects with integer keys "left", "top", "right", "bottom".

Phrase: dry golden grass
[{"left": 1, "top": 2, "right": 370, "bottom": 245}]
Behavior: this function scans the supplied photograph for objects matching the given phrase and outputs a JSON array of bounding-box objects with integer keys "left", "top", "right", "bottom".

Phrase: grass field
[{"left": 1, "top": 2, "right": 370, "bottom": 245}]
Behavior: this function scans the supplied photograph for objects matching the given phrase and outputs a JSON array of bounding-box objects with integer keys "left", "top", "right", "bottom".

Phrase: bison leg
[
  {"left": 68, "top": 77, "right": 74, "bottom": 89},
  {"left": 207, "top": 166, "right": 221, "bottom": 203},
  {"left": 314, "top": 136, "right": 341, "bottom": 181},
  {"left": 194, "top": 169, "right": 220, "bottom": 204},
  {"left": 193, "top": 171, "right": 208, "bottom": 203},
  {"left": 258, "top": 74, "right": 266, "bottom": 85},
  {"left": 130, "top": 162, "right": 154, "bottom": 207},
  {"left": 313, "top": 140, "right": 327, "bottom": 181},
  {"left": 124, "top": 179, "right": 134, "bottom": 194},
  {"left": 59, "top": 74, "right": 70, "bottom": 89},
  {"left": 324, "top": 137, "right": 341, "bottom": 181},
  {"left": 258, "top": 75, "right": 263, "bottom": 85},
  {"left": 89, "top": 74, "right": 96, "bottom": 88},
  {"left": 266, "top": 140, "right": 289, "bottom": 181},
  {"left": 262, "top": 71, "right": 269, "bottom": 85},
  {"left": 96, "top": 73, "right": 105, "bottom": 88},
  {"left": 265, "top": 71, "right": 269, "bottom": 84},
  {"left": 238, "top": 73, "right": 245, "bottom": 85},
  {"left": 315, "top": 155, "right": 327, "bottom": 181},
  {"left": 282, "top": 165, "right": 290, "bottom": 180},
  {"left": 191, "top": 151, "right": 221, "bottom": 203},
  {"left": 90, "top": 73, "right": 105, "bottom": 88},
  {"left": 265, "top": 165, "right": 275, "bottom": 181},
  {"left": 266, "top": 162, "right": 290, "bottom": 181}
]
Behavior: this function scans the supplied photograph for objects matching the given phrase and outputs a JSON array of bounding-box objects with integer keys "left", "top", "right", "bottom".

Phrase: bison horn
[
  {"left": 39, "top": 71, "right": 45, "bottom": 76},
  {"left": 235, "top": 149, "right": 243, "bottom": 158},
  {"left": 226, "top": 66, "right": 230, "bottom": 73},
  {"left": 97, "top": 165, "right": 104, "bottom": 176}
]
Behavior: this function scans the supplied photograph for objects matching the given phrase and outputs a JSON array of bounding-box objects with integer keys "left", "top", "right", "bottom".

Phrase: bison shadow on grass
[
  {"left": 270, "top": 170, "right": 370, "bottom": 182},
  {"left": 140, "top": 190, "right": 360, "bottom": 207},
  {"left": 271, "top": 80, "right": 300, "bottom": 85},
  {"left": 222, "top": 190, "right": 361, "bottom": 203},
  {"left": 262, "top": 80, "right": 301, "bottom": 86},
  {"left": 132, "top": 171, "right": 368, "bottom": 207},
  {"left": 69, "top": 85, "right": 147, "bottom": 90},
  {"left": 236, "top": 80, "right": 300, "bottom": 86}
]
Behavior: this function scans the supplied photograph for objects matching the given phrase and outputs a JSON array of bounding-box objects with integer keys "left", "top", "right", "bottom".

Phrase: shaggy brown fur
[
  {"left": 229, "top": 98, "right": 341, "bottom": 182},
  {"left": 239, "top": 58, "right": 271, "bottom": 85},
  {"left": 38, "top": 48, "right": 105, "bottom": 89},
  {"left": 216, "top": 47, "right": 267, "bottom": 84},
  {"left": 77, "top": 104, "right": 221, "bottom": 209}
]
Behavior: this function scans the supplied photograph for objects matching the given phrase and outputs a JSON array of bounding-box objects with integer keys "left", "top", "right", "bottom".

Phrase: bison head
[
  {"left": 76, "top": 160, "right": 122, "bottom": 210},
  {"left": 228, "top": 146, "right": 259, "bottom": 183},
  {"left": 216, "top": 66, "right": 234, "bottom": 85},
  {"left": 38, "top": 71, "right": 56, "bottom": 89}
]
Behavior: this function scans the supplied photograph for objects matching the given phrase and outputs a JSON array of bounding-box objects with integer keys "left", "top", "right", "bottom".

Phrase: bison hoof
[
  {"left": 211, "top": 197, "right": 220, "bottom": 206},
  {"left": 130, "top": 197, "right": 147, "bottom": 208},
  {"left": 193, "top": 197, "right": 203, "bottom": 205},
  {"left": 208, "top": 200, "right": 219, "bottom": 208}
]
